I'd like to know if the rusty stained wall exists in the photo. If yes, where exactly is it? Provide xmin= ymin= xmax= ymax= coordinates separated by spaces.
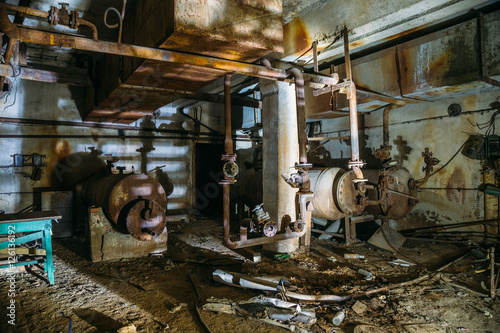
xmin=312 ymin=89 xmax=500 ymax=233
xmin=305 ymin=12 xmax=500 ymax=118
xmin=0 ymin=80 xmax=194 ymax=220
xmin=282 ymin=0 xmax=498 ymax=64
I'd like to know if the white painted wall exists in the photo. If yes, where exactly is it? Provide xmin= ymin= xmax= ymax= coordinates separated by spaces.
xmin=0 ymin=80 xmax=193 ymax=217
xmin=314 ymin=90 xmax=500 ymax=230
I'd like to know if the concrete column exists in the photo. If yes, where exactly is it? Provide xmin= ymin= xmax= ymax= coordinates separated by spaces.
xmin=260 ymin=78 xmax=299 ymax=253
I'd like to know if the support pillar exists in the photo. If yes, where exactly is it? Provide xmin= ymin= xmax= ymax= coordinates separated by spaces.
xmin=260 ymin=78 xmax=299 ymax=253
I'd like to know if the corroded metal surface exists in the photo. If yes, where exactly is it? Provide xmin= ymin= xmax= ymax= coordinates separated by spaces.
xmin=82 ymin=173 xmax=168 ymax=241
xmin=363 ymin=167 xmax=418 ymax=220
xmin=126 ymin=199 xmax=166 ymax=241
xmin=381 ymin=167 xmax=418 ymax=220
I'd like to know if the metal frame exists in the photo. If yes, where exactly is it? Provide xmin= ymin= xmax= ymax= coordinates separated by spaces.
xmin=0 ymin=212 xmax=60 ymax=285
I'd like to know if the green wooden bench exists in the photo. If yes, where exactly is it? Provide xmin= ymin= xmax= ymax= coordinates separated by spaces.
xmin=0 ymin=210 xmax=61 ymax=285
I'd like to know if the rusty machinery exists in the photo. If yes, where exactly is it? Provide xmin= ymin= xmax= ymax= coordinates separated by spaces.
xmin=81 ymin=171 xmax=168 ymax=241
xmin=55 ymin=148 xmax=169 ymax=242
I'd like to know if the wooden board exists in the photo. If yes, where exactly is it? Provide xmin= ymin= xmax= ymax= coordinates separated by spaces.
xmin=0 ymin=210 xmax=61 ymax=224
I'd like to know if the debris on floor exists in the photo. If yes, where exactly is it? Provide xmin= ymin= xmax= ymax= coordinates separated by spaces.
xmin=0 ymin=219 xmax=499 ymax=332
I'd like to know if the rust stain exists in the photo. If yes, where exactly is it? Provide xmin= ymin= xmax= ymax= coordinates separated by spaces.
xmin=383 ymin=26 xmax=424 ymax=42
xmin=446 ymin=168 xmax=466 ymax=204
xmin=349 ymin=40 xmax=364 ymax=49
xmin=283 ymin=17 xmax=311 ymax=57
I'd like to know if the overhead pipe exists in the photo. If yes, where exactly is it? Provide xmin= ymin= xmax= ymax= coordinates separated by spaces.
xmin=2 ymin=3 xmax=48 ymax=19
xmin=0 ymin=7 xmax=339 ymax=89
xmin=3 ymin=3 xmax=98 ymax=41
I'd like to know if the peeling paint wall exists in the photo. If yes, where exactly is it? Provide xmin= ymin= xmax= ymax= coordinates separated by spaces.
xmin=0 ymin=80 xmax=194 ymax=223
xmin=310 ymin=90 xmax=500 ymax=232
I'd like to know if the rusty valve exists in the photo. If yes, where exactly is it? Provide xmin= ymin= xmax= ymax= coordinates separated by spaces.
xmin=282 ymin=170 xmax=308 ymax=189
xmin=409 ymin=148 xmax=440 ymax=189
xmin=242 ymin=204 xmax=278 ymax=238
xmin=422 ymin=148 xmax=440 ymax=172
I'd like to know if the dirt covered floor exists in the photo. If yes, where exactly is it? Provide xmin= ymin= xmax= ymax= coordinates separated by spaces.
xmin=1 ymin=219 xmax=500 ymax=333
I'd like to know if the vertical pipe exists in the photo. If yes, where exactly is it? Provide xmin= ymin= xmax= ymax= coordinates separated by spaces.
xmin=343 ymin=29 xmax=363 ymax=179
xmin=383 ymin=104 xmax=396 ymax=147
xmin=491 ymin=247 xmax=495 ymax=299
xmin=223 ymin=183 xmax=233 ymax=247
xmin=286 ymin=68 xmax=307 ymax=165
xmin=348 ymin=84 xmax=360 ymax=165
xmin=253 ymin=90 xmax=259 ymax=126
xmin=312 ymin=41 xmax=319 ymax=73
xmin=224 ymin=74 xmax=233 ymax=155
xmin=344 ymin=29 xmax=352 ymax=82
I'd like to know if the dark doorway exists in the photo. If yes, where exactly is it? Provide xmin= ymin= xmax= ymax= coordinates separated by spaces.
xmin=195 ymin=143 xmax=225 ymax=217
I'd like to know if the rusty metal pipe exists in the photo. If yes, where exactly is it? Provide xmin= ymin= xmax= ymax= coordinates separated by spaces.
xmin=343 ymin=29 xmax=363 ymax=180
xmin=224 ymin=74 xmax=233 ymax=155
xmin=2 ymin=3 xmax=48 ymax=19
xmin=383 ymin=104 xmax=397 ymax=147
xmin=0 ymin=64 xmax=92 ymax=86
xmin=286 ymin=68 xmax=308 ymax=165
xmin=0 ymin=8 xmax=338 ymax=88
xmin=223 ymin=190 xmax=311 ymax=249
xmin=348 ymin=83 xmax=363 ymax=179
xmin=77 ymin=18 xmax=98 ymax=41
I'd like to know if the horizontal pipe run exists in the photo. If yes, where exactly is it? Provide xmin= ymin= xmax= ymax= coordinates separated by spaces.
xmin=0 ymin=7 xmax=338 ymax=89
xmin=403 ymin=219 xmax=500 ymax=235
xmin=110 ymin=83 xmax=263 ymax=108
xmin=3 ymin=3 xmax=48 ymax=19
xmin=357 ymin=88 xmax=407 ymax=107
xmin=0 ymin=134 xmax=259 ymax=142
xmin=308 ymin=136 xmax=349 ymax=141
xmin=0 ymin=64 xmax=92 ymax=86
xmin=0 ymin=116 xmax=262 ymax=140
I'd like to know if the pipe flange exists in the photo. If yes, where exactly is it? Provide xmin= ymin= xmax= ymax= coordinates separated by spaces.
xmin=223 ymin=161 xmax=239 ymax=178
xmin=290 ymin=220 xmax=304 ymax=233
xmin=262 ymin=221 xmax=278 ymax=237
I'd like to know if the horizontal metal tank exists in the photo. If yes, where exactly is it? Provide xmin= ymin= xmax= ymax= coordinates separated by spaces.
xmin=308 ymin=168 xmax=346 ymax=220
xmin=81 ymin=173 xmax=168 ymax=241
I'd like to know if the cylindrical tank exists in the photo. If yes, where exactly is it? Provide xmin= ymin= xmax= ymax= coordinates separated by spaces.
xmin=309 ymin=168 xmax=346 ymax=220
xmin=362 ymin=166 xmax=418 ymax=220
xmin=82 ymin=173 xmax=168 ymax=241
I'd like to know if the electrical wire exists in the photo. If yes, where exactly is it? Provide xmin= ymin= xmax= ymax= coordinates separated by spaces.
xmin=472 ymin=109 xmax=500 ymax=136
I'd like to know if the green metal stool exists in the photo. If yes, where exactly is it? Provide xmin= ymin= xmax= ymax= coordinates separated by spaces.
xmin=0 ymin=210 xmax=61 ymax=285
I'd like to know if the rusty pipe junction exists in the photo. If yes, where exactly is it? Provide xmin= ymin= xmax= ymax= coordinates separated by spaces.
xmin=221 ymin=73 xmax=312 ymax=250
xmin=0 ymin=5 xmax=338 ymax=89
